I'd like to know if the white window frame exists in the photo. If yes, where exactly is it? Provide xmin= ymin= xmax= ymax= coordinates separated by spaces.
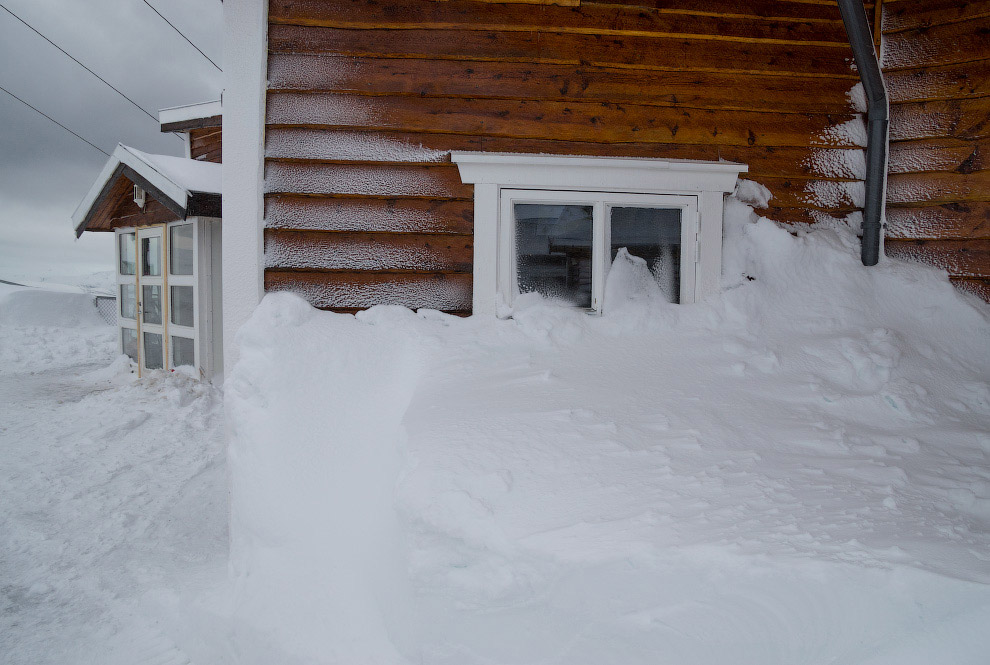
xmin=451 ymin=152 xmax=747 ymax=316
xmin=166 ymin=219 xmax=199 ymax=371
xmin=115 ymin=228 xmax=139 ymax=363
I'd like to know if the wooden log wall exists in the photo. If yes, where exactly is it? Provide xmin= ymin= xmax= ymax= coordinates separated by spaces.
xmin=264 ymin=0 xmax=868 ymax=312
xmin=189 ymin=126 xmax=222 ymax=163
xmin=882 ymin=0 xmax=990 ymax=301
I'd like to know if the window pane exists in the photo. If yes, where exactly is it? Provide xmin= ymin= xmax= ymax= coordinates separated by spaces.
xmin=142 ymin=285 xmax=162 ymax=325
xmin=121 ymin=328 xmax=138 ymax=362
xmin=171 ymin=336 xmax=195 ymax=368
xmin=515 ymin=203 xmax=594 ymax=307
xmin=170 ymin=224 xmax=194 ymax=275
xmin=119 ymin=233 xmax=136 ymax=275
xmin=141 ymin=236 xmax=162 ymax=276
xmin=170 ymin=286 xmax=194 ymax=327
xmin=610 ymin=207 xmax=682 ymax=304
xmin=120 ymin=284 xmax=136 ymax=319
xmin=143 ymin=332 xmax=163 ymax=369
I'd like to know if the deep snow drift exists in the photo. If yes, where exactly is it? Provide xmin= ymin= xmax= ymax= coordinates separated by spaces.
xmin=221 ymin=197 xmax=990 ymax=664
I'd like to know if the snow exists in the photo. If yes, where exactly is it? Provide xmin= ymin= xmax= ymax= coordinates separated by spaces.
xmin=0 ymin=283 xmax=225 ymax=665
xmin=5 ymin=195 xmax=990 ymax=664
xmin=220 ymin=195 xmax=990 ymax=664
xmin=124 ymin=146 xmax=222 ymax=195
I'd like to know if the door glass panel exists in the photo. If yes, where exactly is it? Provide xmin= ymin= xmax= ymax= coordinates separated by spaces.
xmin=610 ymin=207 xmax=682 ymax=304
xmin=143 ymin=332 xmax=163 ymax=370
xmin=515 ymin=203 xmax=594 ymax=307
xmin=119 ymin=233 xmax=136 ymax=275
xmin=120 ymin=284 xmax=136 ymax=320
xmin=171 ymin=336 xmax=195 ymax=368
xmin=170 ymin=224 xmax=194 ymax=275
xmin=142 ymin=285 xmax=162 ymax=324
xmin=141 ymin=236 xmax=162 ymax=276
xmin=170 ymin=286 xmax=194 ymax=327
xmin=121 ymin=328 xmax=138 ymax=362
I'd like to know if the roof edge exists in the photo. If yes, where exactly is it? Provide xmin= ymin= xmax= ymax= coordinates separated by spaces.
xmin=159 ymin=99 xmax=222 ymax=133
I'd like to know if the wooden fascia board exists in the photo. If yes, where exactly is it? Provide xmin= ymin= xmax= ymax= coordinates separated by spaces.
xmin=161 ymin=115 xmax=223 ymax=133
xmin=74 ymin=163 xmax=127 ymax=237
xmin=187 ymin=191 xmax=223 ymax=218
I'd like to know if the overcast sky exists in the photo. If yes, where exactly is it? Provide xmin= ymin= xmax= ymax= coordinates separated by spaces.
xmin=0 ymin=0 xmax=222 ymax=283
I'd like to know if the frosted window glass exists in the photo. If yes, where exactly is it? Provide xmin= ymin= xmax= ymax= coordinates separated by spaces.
xmin=119 ymin=233 xmax=136 ymax=275
xmin=142 ymin=285 xmax=162 ymax=325
xmin=143 ymin=332 xmax=163 ymax=370
xmin=171 ymin=336 xmax=195 ymax=368
xmin=610 ymin=207 xmax=682 ymax=304
xmin=170 ymin=286 xmax=194 ymax=327
xmin=121 ymin=328 xmax=138 ymax=362
xmin=120 ymin=284 xmax=136 ymax=320
xmin=515 ymin=204 xmax=593 ymax=307
xmin=170 ymin=224 xmax=194 ymax=275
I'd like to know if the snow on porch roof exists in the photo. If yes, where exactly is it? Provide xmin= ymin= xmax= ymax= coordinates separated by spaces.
xmin=159 ymin=99 xmax=222 ymax=132
xmin=71 ymin=144 xmax=221 ymax=237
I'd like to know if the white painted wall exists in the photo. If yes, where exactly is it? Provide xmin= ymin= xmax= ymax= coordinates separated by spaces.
xmin=221 ymin=0 xmax=267 ymax=378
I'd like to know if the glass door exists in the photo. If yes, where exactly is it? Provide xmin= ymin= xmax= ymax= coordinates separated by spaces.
xmin=137 ymin=226 xmax=166 ymax=373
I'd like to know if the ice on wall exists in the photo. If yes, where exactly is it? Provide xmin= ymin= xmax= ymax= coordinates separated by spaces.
xmin=816 ymin=117 xmax=868 ymax=148
xmin=804 ymin=148 xmax=866 ymax=180
xmin=266 ymin=275 xmax=472 ymax=311
xmin=264 ymin=162 xmax=462 ymax=198
xmin=804 ymin=180 xmax=866 ymax=209
xmin=889 ymin=103 xmax=955 ymax=142
xmin=887 ymin=175 xmax=965 ymax=205
xmin=266 ymin=92 xmax=379 ymax=127
xmin=266 ymin=128 xmax=447 ymax=163
xmin=847 ymin=82 xmax=868 ymax=113
xmin=265 ymin=198 xmax=464 ymax=234
xmin=265 ymin=233 xmax=463 ymax=272
xmin=886 ymin=207 xmax=956 ymax=239
xmin=268 ymin=53 xmax=369 ymax=91
xmin=888 ymin=141 xmax=973 ymax=174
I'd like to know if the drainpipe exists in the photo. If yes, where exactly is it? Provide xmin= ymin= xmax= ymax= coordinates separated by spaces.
xmin=837 ymin=0 xmax=888 ymax=266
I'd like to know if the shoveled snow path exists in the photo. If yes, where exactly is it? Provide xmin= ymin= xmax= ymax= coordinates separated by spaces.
xmin=0 ymin=322 xmax=225 ymax=665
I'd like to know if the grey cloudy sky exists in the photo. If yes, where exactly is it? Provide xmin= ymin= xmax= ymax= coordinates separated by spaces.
xmin=0 ymin=0 xmax=222 ymax=283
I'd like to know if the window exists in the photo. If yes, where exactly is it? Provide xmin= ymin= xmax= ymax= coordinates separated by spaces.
xmin=502 ymin=191 xmax=695 ymax=310
xmin=452 ymin=153 xmax=747 ymax=315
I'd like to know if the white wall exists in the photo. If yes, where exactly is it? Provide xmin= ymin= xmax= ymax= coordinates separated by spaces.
xmin=221 ymin=0 xmax=267 ymax=378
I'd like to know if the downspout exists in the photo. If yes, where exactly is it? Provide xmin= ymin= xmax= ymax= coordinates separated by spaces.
xmin=837 ymin=0 xmax=888 ymax=266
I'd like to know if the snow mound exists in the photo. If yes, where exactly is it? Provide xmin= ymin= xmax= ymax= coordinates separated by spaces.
xmin=220 ymin=195 xmax=990 ymax=664
xmin=0 ymin=287 xmax=107 ymax=328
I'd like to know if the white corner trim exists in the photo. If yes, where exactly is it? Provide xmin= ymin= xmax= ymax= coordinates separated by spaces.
xmin=159 ymin=99 xmax=222 ymax=128
xmin=221 ymin=0 xmax=267 ymax=377
xmin=451 ymin=152 xmax=747 ymax=194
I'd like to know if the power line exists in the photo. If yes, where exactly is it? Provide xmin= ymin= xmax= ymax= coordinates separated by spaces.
xmin=141 ymin=0 xmax=222 ymax=72
xmin=0 ymin=84 xmax=110 ymax=157
xmin=0 ymin=2 xmax=179 ymax=140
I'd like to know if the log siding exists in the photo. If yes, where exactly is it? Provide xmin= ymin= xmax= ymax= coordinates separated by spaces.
xmin=264 ymin=0 xmax=867 ymax=312
xmin=882 ymin=0 xmax=990 ymax=300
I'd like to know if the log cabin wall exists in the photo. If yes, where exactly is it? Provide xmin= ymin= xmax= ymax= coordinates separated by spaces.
xmin=189 ymin=126 xmax=222 ymax=163
xmin=264 ymin=0 xmax=872 ymax=313
xmin=881 ymin=0 xmax=990 ymax=301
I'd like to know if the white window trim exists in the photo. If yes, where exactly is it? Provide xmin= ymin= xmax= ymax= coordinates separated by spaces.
xmin=451 ymin=152 xmax=747 ymax=316
xmin=166 ymin=219 xmax=199 ymax=372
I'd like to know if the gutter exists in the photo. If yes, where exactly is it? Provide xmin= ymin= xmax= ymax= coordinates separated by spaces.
xmin=837 ymin=0 xmax=888 ymax=266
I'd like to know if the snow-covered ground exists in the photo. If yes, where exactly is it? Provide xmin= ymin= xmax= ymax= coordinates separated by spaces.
xmin=3 ymin=193 xmax=990 ymax=664
xmin=0 ymin=282 xmax=225 ymax=665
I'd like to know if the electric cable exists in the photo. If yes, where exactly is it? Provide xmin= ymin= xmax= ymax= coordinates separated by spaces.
xmin=140 ymin=0 xmax=222 ymax=72
xmin=0 ymin=2 xmax=180 ymax=141
xmin=0 ymin=83 xmax=110 ymax=157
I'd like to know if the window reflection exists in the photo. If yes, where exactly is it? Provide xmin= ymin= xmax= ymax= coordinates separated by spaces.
xmin=609 ymin=207 xmax=682 ymax=303
xmin=515 ymin=204 xmax=594 ymax=307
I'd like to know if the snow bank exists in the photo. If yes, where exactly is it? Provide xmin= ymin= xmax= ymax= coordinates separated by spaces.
xmin=0 ymin=285 xmax=114 ymax=373
xmin=222 ymin=195 xmax=990 ymax=664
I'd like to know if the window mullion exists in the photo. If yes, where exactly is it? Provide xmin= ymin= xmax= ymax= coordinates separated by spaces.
xmin=592 ymin=200 xmax=607 ymax=312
